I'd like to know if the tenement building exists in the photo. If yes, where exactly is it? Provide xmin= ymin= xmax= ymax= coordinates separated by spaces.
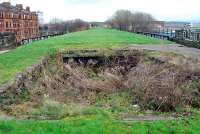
xmin=0 ymin=2 xmax=39 ymax=43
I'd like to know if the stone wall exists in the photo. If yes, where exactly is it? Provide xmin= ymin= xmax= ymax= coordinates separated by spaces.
xmin=0 ymin=58 xmax=49 ymax=106
xmin=0 ymin=32 xmax=15 ymax=49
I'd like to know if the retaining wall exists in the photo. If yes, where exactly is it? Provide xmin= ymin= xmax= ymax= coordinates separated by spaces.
xmin=0 ymin=32 xmax=16 ymax=49
xmin=0 ymin=58 xmax=49 ymax=106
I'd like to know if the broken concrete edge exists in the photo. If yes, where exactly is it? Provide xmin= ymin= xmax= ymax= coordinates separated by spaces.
xmin=0 ymin=49 xmax=111 ymax=95
xmin=0 ymin=57 xmax=49 ymax=97
xmin=60 ymin=48 xmax=145 ymax=59
xmin=120 ymin=112 xmax=192 ymax=122
xmin=0 ymin=49 xmax=116 ymax=93
xmin=0 ymin=49 xmax=169 ymax=106
xmin=0 ymin=48 xmax=164 ymax=90
xmin=0 ymin=49 xmax=168 ymax=91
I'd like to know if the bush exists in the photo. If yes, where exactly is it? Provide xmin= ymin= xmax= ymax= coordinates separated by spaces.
xmin=181 ymin=80 xmax=200 ymax=108
xmin=31 ymin=95 xmax=67 ymax=117
xmin=126 ymin=63 xmax=200 ymax=112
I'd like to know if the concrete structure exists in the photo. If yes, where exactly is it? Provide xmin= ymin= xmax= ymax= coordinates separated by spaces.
xmin=164 ymin=21 xmax=190 ymax=32
xmin=149 ymin=21 xmax=190 ymax=32
xmin=0 ymin=2 xmax=39 ymax=43
xmin=0 ymin=32 xmax=15 ymax=48
xmin=175 ymin=26 xmax=200 ymax=42
xmin=191 ymin=23 xmax=200 ymax=28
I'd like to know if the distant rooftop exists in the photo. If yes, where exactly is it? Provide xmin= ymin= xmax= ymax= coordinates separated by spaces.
xmin=0 ymin=2 xmax=36 ymax=14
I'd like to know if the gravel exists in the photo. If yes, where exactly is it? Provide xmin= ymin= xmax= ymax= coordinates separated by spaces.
xmin=130 ymin=44 xmax=200 ymax=60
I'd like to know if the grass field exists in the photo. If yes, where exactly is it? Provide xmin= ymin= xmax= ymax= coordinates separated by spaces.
xmin=3 ymin=28 xmax=196 ymax=134
xmin=0 ymin=111 xmax=200 ymax=134
xmin=0 ymin=28 xmax=170 ymax=85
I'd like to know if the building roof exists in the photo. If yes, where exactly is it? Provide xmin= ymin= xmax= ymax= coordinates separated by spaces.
xmin=0 ymin=2 xmax=36 ymax=14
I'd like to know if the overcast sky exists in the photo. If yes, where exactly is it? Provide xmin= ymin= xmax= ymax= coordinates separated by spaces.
xmin=5 ymin=0 xmax=200 ymax=23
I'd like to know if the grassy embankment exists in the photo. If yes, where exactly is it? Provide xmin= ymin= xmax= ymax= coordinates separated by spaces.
xmin=0 ymin=110 xmax=199 ymax=134
xmin=1 ymin=28 xmax=196 ymax=134
xmin=0 ymin=28 xmax=170 ymax=85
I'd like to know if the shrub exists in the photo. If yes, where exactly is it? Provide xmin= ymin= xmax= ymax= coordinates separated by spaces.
xmin=30 ymin=95 xmax=94 ymax=119
xmin=181 ymin=80 xmax=200 ymax=108
xmin=126 ymin=63 xmax=200 ymax=112
xmin=31 ymin=95 xmax=67 ymax=118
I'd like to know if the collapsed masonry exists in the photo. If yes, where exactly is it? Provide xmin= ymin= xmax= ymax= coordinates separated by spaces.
xmin=0 ymin=49 xmax=200 ymax=112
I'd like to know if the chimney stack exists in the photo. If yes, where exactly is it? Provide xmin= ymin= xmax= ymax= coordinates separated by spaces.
xmin=2 ymin=2 xmax=11 ymax=7
xmin=26 ymin=6 xmax=30 ymax=12
xmin=16 ymin=4 xmax=23 ymax=10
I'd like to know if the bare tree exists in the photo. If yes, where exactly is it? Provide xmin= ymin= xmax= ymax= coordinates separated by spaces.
xmin=109 ymin=10 xmax=132 ymax=31
xmin=107 ymin=10 xmax=155 ymax=32
xmin=66 ymin=19 xmax=89 ymax=32
xmin=40 ymin=18 xmax=89 ymax=35
xmin=47 ymin=18 xmax=66 ymax=34
xmin=131 ymin=12 xmax=155 ymax=32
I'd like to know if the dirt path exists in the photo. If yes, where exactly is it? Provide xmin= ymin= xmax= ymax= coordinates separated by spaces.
xmin=130 ymin=44 xmax=200 ymax=60
xmin=0 ymin=50 xmax=10 ymax=55
xmin=122 ymin=115 xmax=176 ymax=122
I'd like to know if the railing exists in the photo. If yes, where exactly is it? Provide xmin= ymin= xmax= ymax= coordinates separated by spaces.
xmin=136 ymin=31 xmax=200 ymax=49
xmin=136 ymin=32 xmax=175 ymax=40
xmin=20 ymin=32 xmax=66 ymax=45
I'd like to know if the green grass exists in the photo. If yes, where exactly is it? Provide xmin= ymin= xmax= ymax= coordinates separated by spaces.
xmin=0 ymin=28 xmax=171 ymax=85
xmin=2 ymin=91 xmax=199 ymax=134
xmin=0 ymin=28 xmax=198 ymax=134
xmin=0 ymin=111 xmax=199 ymax=134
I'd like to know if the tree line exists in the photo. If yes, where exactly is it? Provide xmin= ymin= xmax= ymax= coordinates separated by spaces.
xmin=39 ymin=18 xmax=89 ymax=35
xmin=39 ymin=10 xmax=156 ymax=35
xmin=107 ymin=10 xmax=155 ymax=32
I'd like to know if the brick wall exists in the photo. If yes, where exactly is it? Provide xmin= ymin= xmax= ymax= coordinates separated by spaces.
xmin=0 ymin=2 xmax=39 ymax=43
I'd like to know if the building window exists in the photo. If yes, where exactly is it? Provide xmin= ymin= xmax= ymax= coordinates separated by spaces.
xmin=0 ymin=12 xmax=3 ymax=18
xmin=6 ymin=22 xmax=8 ymax=28
xmin=197 ymin=34 xmax=200 ymax=41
